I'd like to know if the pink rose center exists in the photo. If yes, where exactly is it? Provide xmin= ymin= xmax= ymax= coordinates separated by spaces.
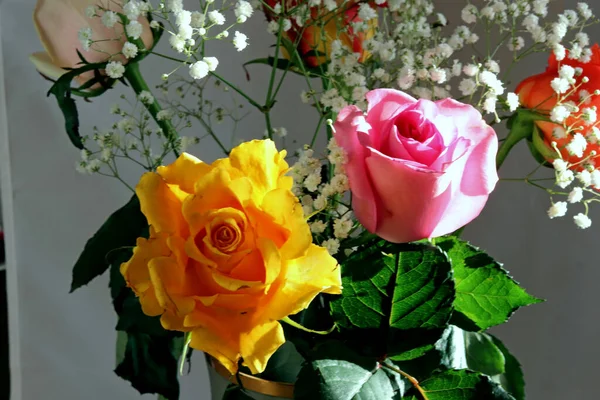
xmin=383 ymin=109 xmax=444 ymax=166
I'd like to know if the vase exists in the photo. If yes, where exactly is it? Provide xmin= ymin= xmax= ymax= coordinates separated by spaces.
xmin=207 ymin=356 xmax=294 ymax=399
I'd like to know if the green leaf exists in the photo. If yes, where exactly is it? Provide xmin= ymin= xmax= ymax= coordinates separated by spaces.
xmin=489 ymin=336 xmax=525 ymax=400
xmin=436 ymin=237 xmax=542 ymax=331
xmin=406 ymin=369 xmax=514 ymax=400
xmin=114 ymin=331 xmax=181 ymax=400
xmin=526 ymin=125 xmax=553 ymax=167
xmin=464 ymin=332 xmax=505 ymax=376
xmin=330 ymin=242 xmax=454 ymax=360
xmin=259 ymin=341 xmax=304 ymax=384
xmin=435 ymin=326 xmax=525 ymax=400
xmin=294 ymin=342 xmax=403 ymax=400
xmin=70 ymin=195 xmax=147 ymax=292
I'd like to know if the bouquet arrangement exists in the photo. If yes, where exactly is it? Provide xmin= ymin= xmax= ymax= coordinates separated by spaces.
xmin=30 ymin=0 xmax=599 ymax=399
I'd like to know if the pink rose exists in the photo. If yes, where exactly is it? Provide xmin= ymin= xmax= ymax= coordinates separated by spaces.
xmin=334 ymin=89 xmax=498 ymax=243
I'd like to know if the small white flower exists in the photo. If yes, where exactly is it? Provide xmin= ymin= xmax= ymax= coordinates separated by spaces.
xmin=310 ymin=221 xmax=327 ymax=234
xmin=138 ymin=91 xmax=154 ymax=104
xmin=577 ymin=170 xmax=592 ymax=186
xmin=208 ymin=10 xmax=226 ymax=25
xmin=333 ymin=218 xmax=353 ymax=239
xmin=483 ymin=95 xmax=497 ymax=114
xmin=122 ymin=42 xmax=138 ymax=59
xmin=581 ymin=107 xmax=597 ymax=124
xmin=157 ymin=110 xmax=174 ymax=122
xmin=358 ymin=3 xmax=377 ymax=21
xmin=126 ymin=21 xmax=143 ymax=39
xmin=573 ymin=213 xmax=592 ymax=228
xmin=507 ymin=36 xmax=525 ymax=51
xmin=556 ymin=169 xmax=575 ymax=188
xmin=429 ymin=67 xmax=447 ymax=84
xmin=461 ymin=4 xmax=477 ymax=24
xmin=235 ymin=0 xmax=254 ymax=23
xmin=101 ymin=11 xmax=118 ymax=28
xmin=106 ymin=61 xmax=125 ymax=79
xmin=123 ymin=1 xmax=141 ymax=20
xmin=568 ymin=187 xmax=584 ymax=203
xmin=463 ymin=64 xmax=479 ymax=77
xmin=322 ymin=238 xmax=340 ymax=255
xmin=189 ymin=60 xmax=210 ymax=80
xmin=233 ymin=31 xmax=248 ymax=51
xmin=554 ymin=44 xmax=566 ymax=61
xmin=191 ymin=11 xmax=205 ymax=28
xmin=85 ymin=5 xmax=96 ymax=18
xmin=459 ymin=79 xmax=477 ymax=96
xmin=553 ymin=159 xmax=569 ymax=172
xmin=552 ymin=126 xmax=567 ymax=139
xmin=169 ymin=34 xmax=186 ymax=52
xmin=281 ymin=19 xmax=292 ymax=32
xmin=78 ymin=27 xmax=93 ymax=51
xmin=591 ymin=169 xmax=600 ymax=188
xmin=506 ymin=92 xmax=519 ymax=112
xmin=203 ymin=57 xmax=219 ymax=72
xmin=551 ymin=78 xmax=570 ymax=94
xmin=547 ymin=201 xmax=568 ymax=219
xmin=300 ymin=91 xmax=312 ymax=104
xmin=550 ymin=105 xmax=570 ymax=123
xmin=566 ymin=133 xmax=588 ymax=157
xmin=577 ymin=2 xmax=593 ymax=19
xmin=117 ymin=117 xmax=136 ymax=132
xmin=167 ymin=0 xmax=184 ymax=12
xmin=150 ymin=20 xmax=160 ymax=29
xmin=304 ymin=171 xmax=322 ymax=192
xmin=175 ymin=10 xmax=192 ymax=27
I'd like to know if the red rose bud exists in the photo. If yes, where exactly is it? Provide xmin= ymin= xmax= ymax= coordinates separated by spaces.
xmin=515 ymin=44 xmax=600 ymax=171
xmin=263 ymin=0 xmax=375 ymax=68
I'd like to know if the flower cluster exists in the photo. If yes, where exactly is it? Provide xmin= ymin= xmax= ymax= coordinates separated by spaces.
xmin=289 ymin=138 xmax=351 ymax=255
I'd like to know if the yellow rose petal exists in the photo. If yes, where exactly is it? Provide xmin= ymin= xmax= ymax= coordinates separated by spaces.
xmin=240 ymin=321 xmax=286 ymax=374
xmin=136 ymin=172 xmax=187 ymax=236
xmin=266 ymin=244 xmax=342 ymax=321
xmin=157 ymin=152 xmax=211 ymax=194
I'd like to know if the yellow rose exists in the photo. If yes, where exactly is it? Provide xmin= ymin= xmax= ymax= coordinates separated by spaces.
xmin=121 ymin=140 xmax=342 ymax=374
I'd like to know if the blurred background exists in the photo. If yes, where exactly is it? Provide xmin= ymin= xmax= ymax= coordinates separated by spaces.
xmin=1 ymin=0 xmax=598 ymax=399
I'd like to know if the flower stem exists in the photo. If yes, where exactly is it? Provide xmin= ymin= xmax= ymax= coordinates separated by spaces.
xmin=123 ymin=62 xmax=180 ymax=158
xmin=379 ymin=362 xmax=429 ymax=400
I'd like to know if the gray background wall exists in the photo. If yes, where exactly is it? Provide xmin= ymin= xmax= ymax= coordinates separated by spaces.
xmin=1 ymin=0 xmax=598 ymax=399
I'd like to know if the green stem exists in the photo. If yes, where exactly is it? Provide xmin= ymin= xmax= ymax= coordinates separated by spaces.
xmin=209 ymin=71 xmax=263 ymax=110
xmin=264 ymin=18 xmax=285 ymax=139
xmin=123 ymin=62 xmax=180 ymax=158
xmin=380 ymin=362 xmax=429 ymax=400
xmin=281 ymin=316 xmax=336 ymax=335
xmin=178 ymin=333 xmax=192 ymax=376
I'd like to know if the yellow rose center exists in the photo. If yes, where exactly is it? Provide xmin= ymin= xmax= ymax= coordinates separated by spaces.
xmin=211 ymin=220 xmax=242 ymax=253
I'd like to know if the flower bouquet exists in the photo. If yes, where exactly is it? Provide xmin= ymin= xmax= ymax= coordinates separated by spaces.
xmin=30 ymin=0 xmax=599 ymax=399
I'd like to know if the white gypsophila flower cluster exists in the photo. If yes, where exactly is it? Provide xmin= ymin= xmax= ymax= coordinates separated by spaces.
xmin=312 ymin=0 xmax=598 ymax=118
xmin=76 ymin=99 xmax=199 ymax=176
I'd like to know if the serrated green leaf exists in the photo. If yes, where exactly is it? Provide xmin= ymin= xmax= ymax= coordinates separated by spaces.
xmin=294 ymin=343 xmax=402 ymax=400
xmin=330 ymin=242 xmax=454 ymax=361
xmin=331 ymin=242 xmax=454 ymax=331
xmin=407 ymin=369 xmax=514 ymax=400
xmin=436 ymin=237 xmax=542 ymax=331
xmin=70 ymin=195 xmax=147 ymax=292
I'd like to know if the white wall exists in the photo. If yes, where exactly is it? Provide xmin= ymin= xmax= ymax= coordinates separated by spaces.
xmin=2 ymin=0 xmax=599 ymax=399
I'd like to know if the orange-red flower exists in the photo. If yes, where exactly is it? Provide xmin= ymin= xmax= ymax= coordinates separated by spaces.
xmin=516 ymin=44 xmax=600 ymax=168
xmin=263 ymin=0 xmax=375 ymax=67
